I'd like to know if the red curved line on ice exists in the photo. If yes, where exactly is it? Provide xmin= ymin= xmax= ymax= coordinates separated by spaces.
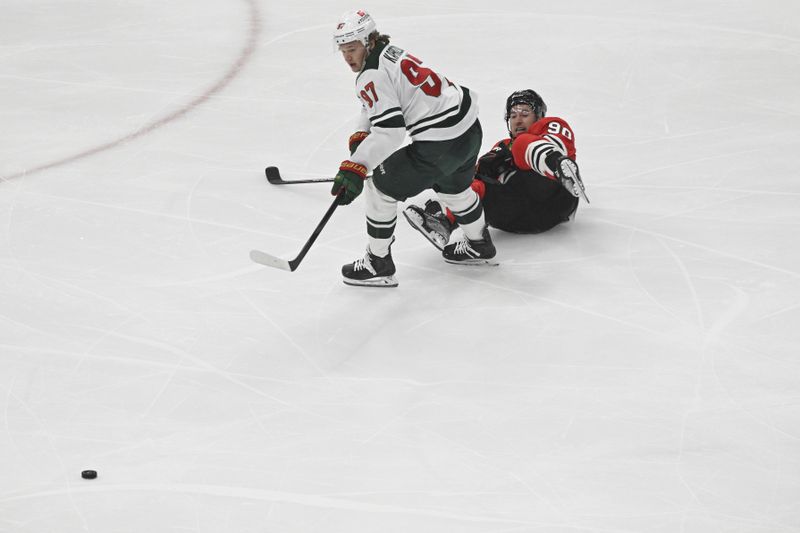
xmin=1 ymin=0 xmax=261 ymax=183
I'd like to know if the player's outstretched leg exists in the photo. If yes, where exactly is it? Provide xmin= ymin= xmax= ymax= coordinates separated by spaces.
xmin=342 ymin=237 xmax=398 ymax=287
xmin=403 ymin=199 xmax=456 ymax=251
xmin=442 ymin=225 xmax=496 ymax=265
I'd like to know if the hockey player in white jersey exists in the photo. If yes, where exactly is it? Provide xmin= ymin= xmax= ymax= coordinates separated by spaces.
xmin=330 ymin=10 xmax=494 ymax=287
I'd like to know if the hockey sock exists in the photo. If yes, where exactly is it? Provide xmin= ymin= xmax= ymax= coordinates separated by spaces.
xmin=368 ymin=237 xmax=393 ymax=257
xmin=364 ymin=179 xmax=398 ymax=253
xmin=446 ymin=180 xmax=486 ymax=225
xmin=460 ymin=214 xmax=489 ymax=241
xmin=438 ymin=188 xmax=483 ymax=228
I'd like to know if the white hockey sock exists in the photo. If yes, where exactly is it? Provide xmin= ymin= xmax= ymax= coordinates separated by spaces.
xmin=459 ymin=216 xmax=488 ymax=241
xmin=368 ymin=237 xmax=393 ymax=257
xmin=365 ymin=179 xmax=397 ymax=257
xmin=437 ymin=188 xmax=487 ymax=241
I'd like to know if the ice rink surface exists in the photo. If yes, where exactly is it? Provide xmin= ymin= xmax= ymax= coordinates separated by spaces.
xmin=2 ymin=0 xmax=799 ymax=531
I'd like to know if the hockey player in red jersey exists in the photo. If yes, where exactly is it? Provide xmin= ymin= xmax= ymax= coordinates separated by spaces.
xmin=330 ymin=10 xmax=494 ymax=288
xmin=404 ymin=89 xmax=587 ymax=248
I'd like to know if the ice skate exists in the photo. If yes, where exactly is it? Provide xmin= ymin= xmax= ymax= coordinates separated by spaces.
xmin=403 ymin=199 xmax=456 ymax=251
xmin=555 ymin=157 xmax=589 ymax=203
xmin=442 ymin=226 xmax=497 ymax=265
xmin=342 ymin=238 xmax=398 ymax=287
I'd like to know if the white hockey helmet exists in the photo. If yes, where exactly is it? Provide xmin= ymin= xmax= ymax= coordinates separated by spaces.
xmin=333 ymin=10 xmax=377 ymax=48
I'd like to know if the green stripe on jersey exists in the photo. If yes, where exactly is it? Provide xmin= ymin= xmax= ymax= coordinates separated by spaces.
xmin=374 ymin=115 xmax=406 ymax=129
xmin=409 ymin=88 xmax=473 ymax=136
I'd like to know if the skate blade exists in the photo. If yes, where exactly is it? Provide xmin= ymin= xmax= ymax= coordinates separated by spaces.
xmin=444 ymin=258 xmax=499 ymax=266
xmin=402 ymin=210 xmax=446 ymax=251
xmin=343 ymin=275 xmax=399 ymax=287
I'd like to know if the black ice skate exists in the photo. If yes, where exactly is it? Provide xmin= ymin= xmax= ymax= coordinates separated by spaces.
xmin=403 ymin=199 xmax=456 ymax=251
xmin=442 ymin=226 xmax=497 ymax=265
xmin=342 ymin=239 xmax=398 ymax=287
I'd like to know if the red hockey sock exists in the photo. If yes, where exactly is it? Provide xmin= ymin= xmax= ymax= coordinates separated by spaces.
xmin=470 ymin=179 xmax=486 ymax=198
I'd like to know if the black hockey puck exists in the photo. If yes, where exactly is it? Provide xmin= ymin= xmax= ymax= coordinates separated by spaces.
xmin=81 ymin=470 xmax=97 ymax=480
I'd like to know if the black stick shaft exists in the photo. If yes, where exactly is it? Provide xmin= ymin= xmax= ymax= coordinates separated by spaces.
xmin=266 ymin=166 xmax=334 ymax=185
xmin=287 ymin=194 xmax=341 ymax=271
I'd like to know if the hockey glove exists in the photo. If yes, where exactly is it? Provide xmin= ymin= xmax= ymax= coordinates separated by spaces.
xmin=331 ymin=160 xmax=368 ymax=205
xmin=476 ymin=143 xmax=516 ymax=184
xmin=348 ymin=131 xmax=369 ymax=155
xmin=547 ymin=153 xmax=589 ymax=202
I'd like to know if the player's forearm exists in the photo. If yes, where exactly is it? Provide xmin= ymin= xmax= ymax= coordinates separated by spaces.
xmin=511 ymin=134 xmax=563 ymax=178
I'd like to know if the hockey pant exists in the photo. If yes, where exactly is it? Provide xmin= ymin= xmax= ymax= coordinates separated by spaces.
xmin=475 ymin=172 xmax=579 ymax=234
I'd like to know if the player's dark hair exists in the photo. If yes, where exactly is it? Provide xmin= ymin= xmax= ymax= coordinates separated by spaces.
xmin=369 ymin=31 xmax=391 ymax=47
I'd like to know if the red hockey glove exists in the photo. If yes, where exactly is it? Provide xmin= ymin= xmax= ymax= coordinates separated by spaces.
xmin=331 ymin=160 xmax=368 ymax=205
xmin=348 ymin=131 xmax=369 ymax=155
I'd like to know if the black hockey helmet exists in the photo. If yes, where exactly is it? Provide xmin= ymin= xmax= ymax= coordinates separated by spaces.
xmin=504 ymin=89 xmax=547 ymax=122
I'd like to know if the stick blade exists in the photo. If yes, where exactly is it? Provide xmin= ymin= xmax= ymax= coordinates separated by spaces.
xmin=265 ymin=166 xmax=284 ymax=184
xmin=249 ymin=249 xmax=294 ymax=271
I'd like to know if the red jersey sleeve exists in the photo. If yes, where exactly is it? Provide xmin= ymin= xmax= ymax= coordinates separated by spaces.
xmin=510 ymin=117 xmax=576 ymax=179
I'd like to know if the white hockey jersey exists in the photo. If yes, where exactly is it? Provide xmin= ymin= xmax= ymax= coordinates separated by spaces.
xmin=349 ymin=43 xmax=479 ymax=173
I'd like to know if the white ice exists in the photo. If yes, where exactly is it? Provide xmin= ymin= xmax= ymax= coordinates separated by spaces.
xmin=1 ymin=1 xmax=799 ymax=532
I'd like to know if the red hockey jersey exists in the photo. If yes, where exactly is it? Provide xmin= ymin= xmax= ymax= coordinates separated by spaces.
xmin=506 ymin=117 xmax=577 ymax=180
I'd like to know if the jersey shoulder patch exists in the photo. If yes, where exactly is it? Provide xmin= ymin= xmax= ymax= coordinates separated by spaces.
xmin=382 ymin=45 xmax=404 ymax=63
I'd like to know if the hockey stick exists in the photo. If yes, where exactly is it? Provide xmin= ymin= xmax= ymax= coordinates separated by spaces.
xmin=250 ymin=193 xmax=341 ymax=272
xmin=265 ymin=166 xmax=334 ymax=185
